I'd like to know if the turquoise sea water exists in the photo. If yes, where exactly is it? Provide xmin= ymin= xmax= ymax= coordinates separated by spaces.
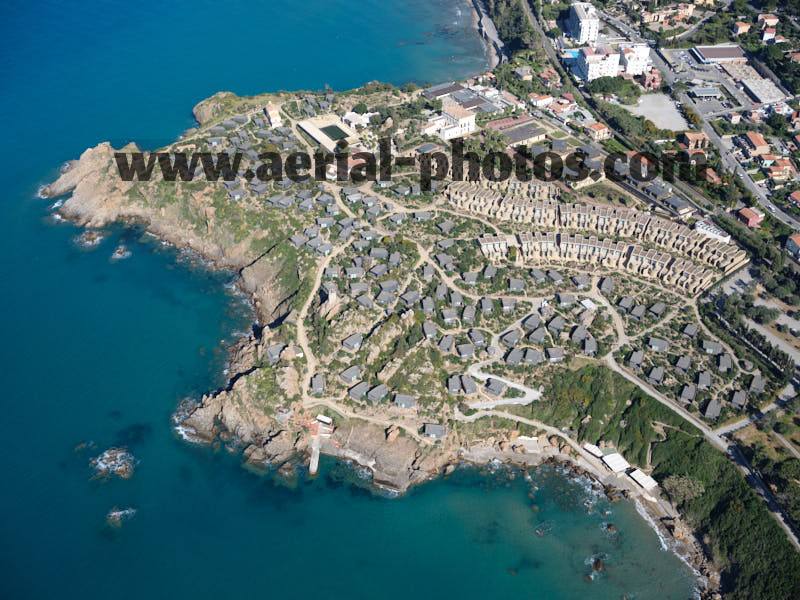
xmin=0 ymin=1 xmax=695 ymax=598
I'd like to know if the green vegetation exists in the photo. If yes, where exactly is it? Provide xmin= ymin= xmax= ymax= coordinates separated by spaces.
xmin=516 ymin=365 xmax=800 ymax=599
xmin=486 ymin=0 xmax=537 ymax=54
xmin=594 ymin=101 xmax=671 ymax=148
xmin=586 ymin=77 xmax=641 ymax=105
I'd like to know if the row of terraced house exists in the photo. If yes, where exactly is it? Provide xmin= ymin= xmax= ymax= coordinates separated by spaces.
xmin=478 ymin=232 xmax=722 ymax=295
xmin=449 ymin=182 xmax=748 ymax=283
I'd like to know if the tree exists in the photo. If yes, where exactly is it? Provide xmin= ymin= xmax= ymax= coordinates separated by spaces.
xmin=663 ymin=475 xmax=706 ymax=506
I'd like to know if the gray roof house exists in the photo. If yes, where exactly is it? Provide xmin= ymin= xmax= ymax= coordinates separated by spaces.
xmin=648 ymin=366 xmax=665 ymax=384
xmin=522 ymin=314 xmax=542 ymax=331
xmin=356 ymin=294 xmax=374 ymax=309
xmin=460 ymin=375 xmax=478 ymax=395
xmin=548 ymin=316 xmax=566 ymax=333
xmin=441 ymin=308 xmax=458 ymax=325
xmin=572 ymin=274 xmax=590 ymax=290
xmin=524 ymin=348 xmax=544 ymax=364
xmin=618 ymin=296 xmax=635 ymax=311
xmin=697 ymin=370 xmax=712 ymax=389
xmin=630 ymin=305 xmax=646 ymax=321
xmin=501 ymin=298 xmax=517 ymax=312
xmin=704 ymin=399 xmax=721 ymax=420
xmin=462 ymin=305 xmax=476 ymax=324
xmin=599 ymin=277 xmax=615 ymax=294
xmin=456 ymin=343 xmax=475 ymax=358
xmin=468 ymin=329 xmax=486 ymax=346
xmin=680 ymin=384 xmax=696 ymax=403
xmin=530 ymin=269 xmax=547 ymax=284
xmin=702 ymin=340 xmax=723 ymax=355
xmin=505 ymin=348 xmax=523 ymax=366
xmin=547 ymin=347 xmax=565 ymax=363
xmin=648 ymin=337 xmax=669 ymax=352
xmin=462 ymin=272 xmax=479 ymax=286
xmin=311 ymin=373 xmax=326 ymax=395
xmin=718 ymin=353 xmax=733 ymax=373
xmin=342 ymin=333 xmax=364 ymax=352
xmin=501 ymin=329 xmax=522 ymax=347
xmin=557 ymin=293 xmax=575 ymax=307
xmin=447 ymin=375 xmax=461 ymax=395
xmin=367 ymin=384 xmax=389 ymax=403
xmin=571 ymin=325 xmax=589 ymax=343
xmin=508 ymin=278 xmax=525 ymax=292
xmin=485 ymin=378 xmax=507 ymax=397
xmin=348 ymin=381 xmax=370 ymax=401
xmin=731 ymin=390 xmax=747 ymax=409
xmin=438 ymin=334 xmax=455 ymax=353
xmin=423 ymin=320 xmax=438 ymax=339
xmin=629 ymin=350 xmax=644 ymax=370
xmin=675 ymin=355 xmax=692 ymax=372
xmin=649 ymin=302 xmax=667 ymax=317
xmin=683 ymin=324 xmax=698 ymax=338
xmin=547 ymin=270 xmax=564 ymax=284
xmin=422 ymin=423 xmax=446 ymax=439
xmin=394 ymin=394 xmax=417 ymax=409
xmin=340 ymin=365 xmax=362 ymax=384
xmin=583 ymin=336 xmax=597 ymax=356
xmin=528 ymin=327 xmax=548 ymax=344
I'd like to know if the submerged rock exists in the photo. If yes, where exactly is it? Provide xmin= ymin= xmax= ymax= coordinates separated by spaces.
xmin=75 ymin=229 xmax=105 ymax=249
xmin=91 ymin=447 xmax=135 ymax=479
xmin=105 ymin=506 xmax=136 ymax=528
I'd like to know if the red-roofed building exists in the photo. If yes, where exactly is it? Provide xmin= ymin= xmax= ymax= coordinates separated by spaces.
xmin=733 ymin=22 xmax=751 ymax=36
xmin=789 ymin=190 xmax=800 ymax=207
xmin=742 ymin=131 xmax=770 ymax=156
xmin=767 ymin=158 xmax=797 ymax=184
xmin=758 ymin=14 xmax=779 ymax=28
xmin=737 ymin=206 xmax=764 ymax=228
xmin=485 ymin=114 xmax=536 ymax=132
xmin=703 ymin=168 xmax=722 ymax=185
xmin=528 ymin=93 xmax=554 ymax=108
xmin=762 ymin=28 xmax=776 ymax=42
xmin=585 ymin=122 xmax=611 ymax=141
xmin=680 ymin=131 xmax=710 ymax=151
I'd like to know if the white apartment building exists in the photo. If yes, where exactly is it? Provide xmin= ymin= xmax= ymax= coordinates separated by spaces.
xmin=424 ymin=98 xmax=477 ymax=141
xmin=567 ymin=2 xmax=600 ymax=45
xmin=619 ymin=43 xmax=651 ymax=76
xmin=574 ymin=46 xmax=620 ymax=81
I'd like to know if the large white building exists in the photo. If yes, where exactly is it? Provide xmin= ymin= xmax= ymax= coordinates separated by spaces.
xmin=567 ymin=2 xmax=600 ymax=45
xmin=424 ymin=98 xmax=477 ymax=141
xmin=619 ymin=43 xmax=651 ymax=76
xmin=574 ymin=46 xmax=620 ymax=81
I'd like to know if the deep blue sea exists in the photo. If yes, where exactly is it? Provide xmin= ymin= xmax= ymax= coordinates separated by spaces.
xmin=0 ymin=1 xmax=695 ymax=598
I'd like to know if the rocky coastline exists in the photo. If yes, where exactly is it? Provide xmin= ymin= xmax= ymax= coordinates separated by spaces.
xmin=40 ymin=92 xmax=717 ymax=598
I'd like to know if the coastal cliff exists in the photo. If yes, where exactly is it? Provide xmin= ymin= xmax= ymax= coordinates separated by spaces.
xmin=41 ymin=142 xmax=299 ymax=326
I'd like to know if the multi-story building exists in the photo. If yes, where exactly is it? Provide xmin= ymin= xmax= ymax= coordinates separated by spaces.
xmin=574 ymin=46 xmax=620 ymax=81
xmin=566 ymin=2 xmax=600 ymax=45
xmin=619 ymin=43 xmax=652 ymax=76
xmin=423 ymin=98 xmax=477 ymax=141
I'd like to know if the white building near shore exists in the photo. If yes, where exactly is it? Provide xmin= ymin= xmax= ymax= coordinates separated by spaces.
xmin=424 ymin=98 xmax=477 ymax=141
